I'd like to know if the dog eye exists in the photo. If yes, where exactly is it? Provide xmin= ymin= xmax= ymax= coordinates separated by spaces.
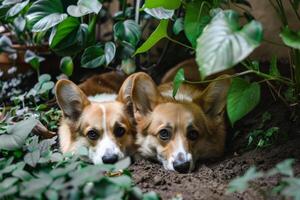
xmin=114 ymin=126 xmax=126 ymax=138
xmin=159 ymin=129 xmax=171 ymax=141
xmin=87 ymin=130 xmax=99 ymax=140
xmin=187 ymin=130 xmax=199 ymax=141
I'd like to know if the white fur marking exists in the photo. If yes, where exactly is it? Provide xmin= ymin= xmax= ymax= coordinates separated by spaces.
xmin=88 ymin=93 xmax=117 ymax=103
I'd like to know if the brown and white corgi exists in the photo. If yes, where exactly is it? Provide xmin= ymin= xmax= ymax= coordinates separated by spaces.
xmin=55 ymin=71 xmax=136 ymax=164
xmin=121 ymin=72 xmax=231 ymax=173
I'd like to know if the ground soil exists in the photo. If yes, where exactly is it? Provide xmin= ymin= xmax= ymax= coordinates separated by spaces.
xmin=129 ymin=87 xmax=300 ymax=200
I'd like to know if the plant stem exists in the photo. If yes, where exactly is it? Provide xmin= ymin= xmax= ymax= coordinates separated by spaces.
xmin=288 ymin=0 xmax=300 ymax=22
xmin=166 ymin=36 xmax=194 ymax=50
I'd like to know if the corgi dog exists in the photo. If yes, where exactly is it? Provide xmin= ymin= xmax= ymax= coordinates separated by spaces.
xmin=55 ymin=71 xmax=136 ymax=164
xmin=121 ymin=71 xmax=231 ymax=173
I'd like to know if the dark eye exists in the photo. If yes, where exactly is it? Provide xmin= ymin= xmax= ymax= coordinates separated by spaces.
xmin=159 ymin=129 xmax=171 ymax=141
xmin=114 ymin=126 xmax=126 ymax=137
xmin=87 ymin=130 xmax=99 ymax=140
xmin=187 ymin=130 xmax=199 ymax=141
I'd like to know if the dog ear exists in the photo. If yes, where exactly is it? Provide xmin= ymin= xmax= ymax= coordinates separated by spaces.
xmin=55 ymin=79 xmax=90 ymax=121
xmin=118 ymin=72 xmax=162 ymax=119
xmin=195 ymin=75 xmax=231 ymax=117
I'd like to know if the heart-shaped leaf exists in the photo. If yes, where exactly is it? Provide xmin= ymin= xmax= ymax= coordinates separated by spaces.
xmin=27 ymin=0 xmax=66 ymax=32
xmin=184 ymin=0 xmax=211 ymax=47
xmin=104 ymin=42 xmax=116 ymax=65
xmin=24 ymin=50 xmax=45 ymax=70
xmin=144 ymin=7 xmax=174 ymax=19
xmin=67 ymin=0 xmax=102 ymax=17
xmin=114 ymin=20 xmax=141 ymax=47
xmin=81 ymin=44 xmax=105 ymax=68
xmin=135 ymin=19 xmax=168 ymax=55
xmin=196 ymin=10 xmax=263 ymax=79
xmin=280 ymin=27 xmax=300 ymax=49
xmin=6 ymin=0 xmax=29 ymax=17
xmin=60 ymin=56 xmax=73 ymax=76
xmin=227 ymin=78 xmax=260 ymax=125
xmin=0 ymin=117 xmax=38 ymax=151
xmin=49 ymin=17 xmax=88 ymax=56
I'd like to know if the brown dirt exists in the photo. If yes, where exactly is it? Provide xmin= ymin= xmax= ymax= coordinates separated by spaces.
xmin=129 ymin=89 xmax=300 ymax=200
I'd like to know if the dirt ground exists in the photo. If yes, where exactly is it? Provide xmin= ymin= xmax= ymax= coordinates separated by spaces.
xmin=129 ymin=89 xmax=300 ymax=200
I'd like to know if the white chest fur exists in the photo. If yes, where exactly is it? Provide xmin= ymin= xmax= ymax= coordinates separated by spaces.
xmin=88 ymin=93 xmax=118 ymax=103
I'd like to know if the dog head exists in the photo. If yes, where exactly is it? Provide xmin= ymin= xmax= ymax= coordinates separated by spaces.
xmin=55 ymin=79 xmax=135 ymax=164
xmin=123 ymin=72 xmax=230 ymax=173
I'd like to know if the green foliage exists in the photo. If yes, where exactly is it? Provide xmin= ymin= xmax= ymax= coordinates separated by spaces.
xmin=280 ymin=27 xmax=300 ymax=50
xmin=172 ymin=68 xmax=185 ymax=98
xmin=114 ymin=20 xmax=141 ymax=48
xmin=173 ymin=17 xmax=183 ymax=35
xmin=135 ymin=19 xmax=168 ymax=55
xmin=26 ymin=0 xmax=67 ymax=32
xmin=6 ymin=0 xmax=29 ymax=17
xmin=227 ymin=77 xmax=261 ymax=126
xmin=196 ymin=9 xmax=263 ymax=79
xmin=81 ymin=44 xmax=106 ymax=68
xmin=184 ymin=0 xmax=211 ymax=48
xmin=227 ymin=159 xmax=300 ymax=200
xmin=67 ymin=0 xmax=102 ymax=17
xmin=59 ymin=56 xmax=73 ymax=77
xmin=143 ymin=0 xmax=181 ymax=9
xmin=24 ymin=50 xmax=45 ymax=70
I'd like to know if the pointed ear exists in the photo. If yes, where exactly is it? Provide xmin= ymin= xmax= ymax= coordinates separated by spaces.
xmin=55 ymin=79 xmax=90 ymax=121
xmin=118 ymin=72 xmax=162 ymax=118
xmin=195 ymin=75 xmax=231 ymax=117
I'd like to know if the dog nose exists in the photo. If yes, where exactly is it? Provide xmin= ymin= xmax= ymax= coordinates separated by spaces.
xmin=173 ymin=160 xmax=191 ymax=173
xmin=102 ymin=154 xmax=118 ymax=164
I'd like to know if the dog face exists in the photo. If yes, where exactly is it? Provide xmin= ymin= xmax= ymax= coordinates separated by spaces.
xmin=123 ymin=73 xmax=230 ymax=173
xmin=56 ymin=80 xmax=135 ymax=164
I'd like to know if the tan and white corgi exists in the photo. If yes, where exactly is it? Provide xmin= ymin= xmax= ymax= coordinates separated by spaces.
xmin=55 ymin=71 xmax=136 ymax=164
xmin=121 ymin=72 xmax=231 ymax=173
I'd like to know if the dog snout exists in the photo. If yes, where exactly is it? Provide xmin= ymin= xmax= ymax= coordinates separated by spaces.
xmin=172 ymin=152 xmax=191 ymax=173
xmin=102 ymin=154 xmax=118 ymax=164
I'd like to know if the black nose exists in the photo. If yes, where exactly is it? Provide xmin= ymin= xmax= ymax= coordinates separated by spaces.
xmin=173 ymin=160 xmax=191 ymax=173
xmin=102 ymin=154 xmax=118 ymax=164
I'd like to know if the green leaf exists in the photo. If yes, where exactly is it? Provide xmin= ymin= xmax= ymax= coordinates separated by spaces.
xmin=227 ymin=78 xmax=260 ymax=126
xmin=281 ymin=177 xmax=300 ymax=200
xmin=114 ymin=20 xmax=141 ymax=48
xmin=144 ymin=7 xmax=174 ymax=19
xmin=135 ymin=19 xmax=168 ymax=55
xmin=173 ymin=17 xmax=183 ymax=35
xmin=143 ymin=191 xmax=160 ymax=200
xmin=13 ymin=16 xmax=26 ymax=32
xmin=24 ymin=150 xmax=40 ymax=167
xmin=196 ymin=10 xmax=263 ymax=79
xmin=172 ymin=68 xmax=185 ymax=98
xmin=227 ymin=167 xmax=263 ymax=193
xmin=24 ymin=50 xmax=45 ymax=70
xmin=50 ymin=17 xmax=88 ymax=56
xmin=104 ymin=42 xmax=116 ymax=65
xmin=67 ymin=0 xmax=102 ymax=17
xmin=81 ymin=44 xmax=105 ymax=68
xmin=114 ymin=157 xmax=131 ymax=170
xmin=27 ymin=0 xmax=66 ymax=32
xmin=38 ymin=74 xmax=51 ymax=82
xmin=60 ymin=56 xmax=73 ymax=76
xmin=108 ymin=175 xmax=132 ymax=189
xmin=0 ymin=35 xmax=16 ymax=53
xmin=184 ymin=1 xmax=211 ymax=47
xmin=280 ymin=27 xmax=300 ymax=50
xmin=268 ymin=159 xmax=295 ymax=177
xmin=2 ymin=0 xmax=22 ymax=5
xmin=21 ymin=174 xmax=53 ymax=197
xmin=0 ymin=117 xmax=38 ymax=151
xmin=144 ymin=0 xmax=181 ymax=9
xmin=6 ymin=0 xmax=29 ymax=17
xmin=121 ymin=58 xmax=136 ymax=74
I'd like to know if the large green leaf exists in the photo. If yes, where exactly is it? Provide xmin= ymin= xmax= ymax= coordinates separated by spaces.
xmin=280 ymin=27 xmax=300 ymax=50
xmin=114 ymin=20 xmax=141 ymax=47
xmin=135 ymin=19 xmax=168 ymax=55
xmin=144 ymin=7 xmax=174 ymax=19
xmin=67 ymin=0 xmax=102 ymax=17
xmin=144 ymin=0 xmax=181 ymax=9
xmin=0 ymin=117 xmax=38 ymax=151
xmin=196 ymin=10 xmax=263 ymax=79
xmin=49 ymin=17 xmax=88 ymax=56
xmin=81 ymin=44 xmax=106 ymax=68
xmin=184 ymin=0 xmax=211 ymax=48
xmin=172 ymin=68 xmax=185 ymax=98
xmin=104 ymin=42 xmax=116 ymax=65
xmin=227 ymin=78 xmax=260 ymax=126
xmin=26 ymin=0 xmax=67 ymax=32
xmin=6 ymin=0 xmax=29 ymax=17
